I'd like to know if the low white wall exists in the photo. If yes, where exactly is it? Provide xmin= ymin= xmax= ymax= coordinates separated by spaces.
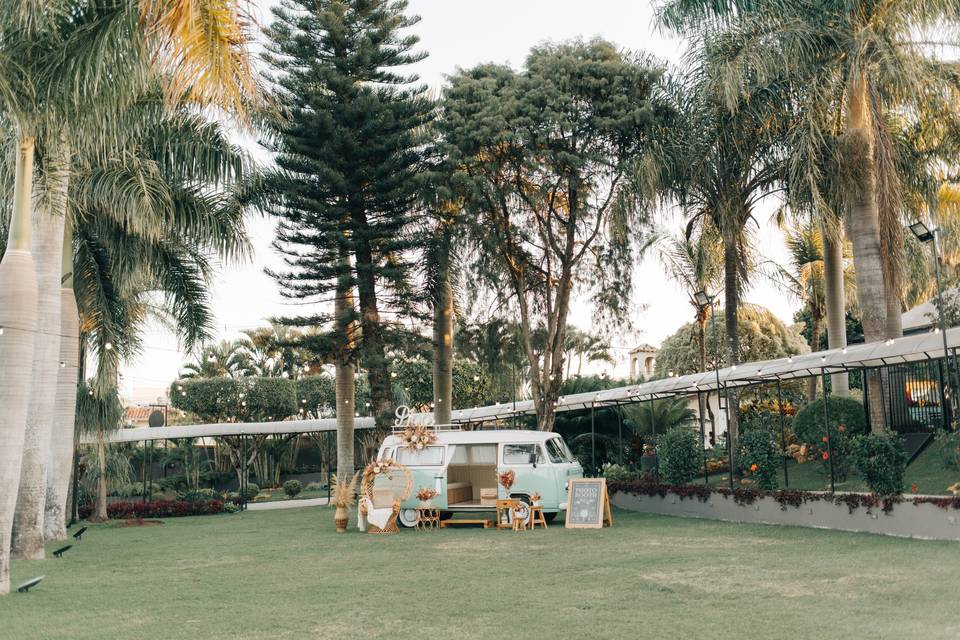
xmin=611 ymin=490 xmax=960 ymax=541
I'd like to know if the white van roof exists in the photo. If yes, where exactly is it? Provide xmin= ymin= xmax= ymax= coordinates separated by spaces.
xmin=381 ymin=429 xmax=563 ymax=448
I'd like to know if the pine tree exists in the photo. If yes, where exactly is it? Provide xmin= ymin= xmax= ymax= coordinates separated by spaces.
xmin=261 ymin=0 xmax=432 ymax=431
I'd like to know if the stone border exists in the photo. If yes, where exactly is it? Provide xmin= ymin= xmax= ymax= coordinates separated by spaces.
xmin=611 ymin=490 xmax=960 ymax=540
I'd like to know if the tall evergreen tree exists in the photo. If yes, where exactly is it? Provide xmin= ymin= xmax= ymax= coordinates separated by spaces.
xmin=262 ymin=0 xmax=433 ymax=434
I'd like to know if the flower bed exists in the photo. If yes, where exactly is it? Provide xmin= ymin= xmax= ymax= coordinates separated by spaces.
xmin=79 ymin=499 xmax=225 ymax=520
xmin=607 ymin=481 xmax=960 ymax=540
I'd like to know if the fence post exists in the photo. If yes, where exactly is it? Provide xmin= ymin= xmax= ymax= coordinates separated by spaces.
xmin=821 ymin=372 xmax=835 ymax=493
xmin=616 ymin=404 xmax=623 ymax=466
xmin=697 ymin=390 xmax=709 ymax=484
xmin=776 ymin=379 xmax=789 ymax=488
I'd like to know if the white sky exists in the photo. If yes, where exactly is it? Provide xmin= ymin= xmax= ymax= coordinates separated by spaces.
xmin=119 ymin=0 xmax=799 ymax=404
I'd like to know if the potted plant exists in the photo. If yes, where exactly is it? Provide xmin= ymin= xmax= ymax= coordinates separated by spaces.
xmin=416 ymin=486 xmax=438 ymax=508
xmin=640 ymin=443 xmax=658 ymax=473
xmin=331 ymin=472 xmax=358 ymax=533
xmin=530 ymin=492 xmax=542 ymax=507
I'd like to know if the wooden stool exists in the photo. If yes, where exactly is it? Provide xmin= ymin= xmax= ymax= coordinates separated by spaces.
xmin=415 ymin=507 xmax=441 ymax=530
xmin=511 ymin=503 xmax=528 ymax=531
xmin=529 ymin=505 xmax=548 ymax=529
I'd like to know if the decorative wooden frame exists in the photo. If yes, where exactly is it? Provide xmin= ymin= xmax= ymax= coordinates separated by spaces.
xmin=564 ymin=478 xmax=613 ymax=529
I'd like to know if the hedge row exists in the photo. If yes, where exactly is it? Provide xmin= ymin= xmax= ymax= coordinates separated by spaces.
xmin=79 ymin=499 xmax=225 ymax=520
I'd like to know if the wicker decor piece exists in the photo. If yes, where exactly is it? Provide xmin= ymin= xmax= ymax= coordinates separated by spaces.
xmin=359 ymin=460 xmax=413 ymax=533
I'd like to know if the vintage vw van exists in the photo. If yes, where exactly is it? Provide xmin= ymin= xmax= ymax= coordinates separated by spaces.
xmin=376 ymin=428 xmax=583 ymax=527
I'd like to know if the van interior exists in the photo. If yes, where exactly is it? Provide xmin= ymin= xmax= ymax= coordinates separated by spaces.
xmin=446 ymin=444 xmax=497 ymax=507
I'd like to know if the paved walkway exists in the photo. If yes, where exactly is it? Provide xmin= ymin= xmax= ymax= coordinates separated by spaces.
xmin=246 ymin=497 xmax=330 ymax=511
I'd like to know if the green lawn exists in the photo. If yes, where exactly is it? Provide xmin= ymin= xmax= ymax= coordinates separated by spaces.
xmin=3 ymin=507 xmax=960 ymax=639
xmin=706 ymin=443 xmax=960 ymax=494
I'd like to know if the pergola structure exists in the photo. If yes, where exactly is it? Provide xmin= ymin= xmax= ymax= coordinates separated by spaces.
xmin=91 ymin=326 xmax=960 ymax=443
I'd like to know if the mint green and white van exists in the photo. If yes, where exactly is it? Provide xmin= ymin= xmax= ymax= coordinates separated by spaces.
xmin=376 ymin=429 xmax=583 ymax=527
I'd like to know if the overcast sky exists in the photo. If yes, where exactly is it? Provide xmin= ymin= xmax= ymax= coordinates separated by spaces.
xmin=119 ymin=0 xmax=798 ymax=404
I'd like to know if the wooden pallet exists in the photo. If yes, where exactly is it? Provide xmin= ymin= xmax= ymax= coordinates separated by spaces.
xmin=440 ymin=518 xmax=493 ymax=529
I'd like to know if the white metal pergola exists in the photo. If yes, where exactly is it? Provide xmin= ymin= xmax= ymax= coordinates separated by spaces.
xmin=90 ymin=327 xmax=960 ymax=444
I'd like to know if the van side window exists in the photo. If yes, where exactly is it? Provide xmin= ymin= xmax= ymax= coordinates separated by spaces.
xmin=503 ymin=443 xmax=544 ymax=465
xmin=379 ymin=447 xmax=394 ymax=461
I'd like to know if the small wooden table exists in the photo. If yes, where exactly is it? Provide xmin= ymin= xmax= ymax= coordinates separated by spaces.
xmin=415 ymin=507 xmax=441 ymax=530
xmin=529 ymin=505 xmax=548 ymax=529
xmin=439 ymin=518 xmax=493 ymax=529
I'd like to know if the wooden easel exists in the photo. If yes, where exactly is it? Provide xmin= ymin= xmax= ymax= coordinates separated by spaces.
xmin=565 ymin=478 xmax=613 ymax=529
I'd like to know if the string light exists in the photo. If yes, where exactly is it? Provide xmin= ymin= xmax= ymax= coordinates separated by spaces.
xmin=302 ymin=364 xmax=310 ymax=372
xmin=473 ymin=375 xmax=480 ymax=382
xmin=391 ymin=371 xmax=397 ymax=378
xmin=104 ymin=342 xmax=113 ymax=351
xmin=787 ymin=357 xmax=793 ymax=363
xmin=207 ymin=353 xmax=215 ymax=362
xmin=0 ymin=326 xmax=4 ymax=335
xmin=59 ymin=361 xmax=66 ymax=368
xmin=841 ymin=347 xmax=847 ymax=354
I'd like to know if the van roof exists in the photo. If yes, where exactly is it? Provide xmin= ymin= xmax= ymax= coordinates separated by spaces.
xmin=381 ymin=429 xmax=563 ymax=448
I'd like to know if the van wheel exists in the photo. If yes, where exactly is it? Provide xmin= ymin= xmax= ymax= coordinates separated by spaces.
xmin=544 ymin=512 xmax=557 ymax=523
xmin=398 ymin=509 xmax=418 ymax=528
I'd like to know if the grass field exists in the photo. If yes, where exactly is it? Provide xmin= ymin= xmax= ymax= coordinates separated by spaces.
xmin=3 ymin=507 xmax=960 ymax=640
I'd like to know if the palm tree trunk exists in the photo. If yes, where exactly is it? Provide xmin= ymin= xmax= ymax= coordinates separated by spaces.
xmin=432 ymin=280 xmax=453 ymax=425
xmin=44 ymin=262 xmax=79 ymax=541
xmin=12 ymin=192 xmax=66 ymax=559
xmin=93 ymin=426 xmax=108 ymax=522
xmin=845 ymin=74 xmax=887 ymax=431
xmin=0 ymin=136 xmax=39 ymax=595
xmin=822 ymin=226 xmax=849 ymax=396
xmin=806 ymin=315 xmax=822 ymax=401
xmin=335 ymin=247 xmax=355 ymax=478
xmin=722 ymin=232 xmax=740 ymax=460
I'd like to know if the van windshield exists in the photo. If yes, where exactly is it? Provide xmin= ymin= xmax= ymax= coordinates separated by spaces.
xmin=545 ymin=437 xmax=574 ymax=463
xmin=395 ymin=445 xmax=444 ymax=466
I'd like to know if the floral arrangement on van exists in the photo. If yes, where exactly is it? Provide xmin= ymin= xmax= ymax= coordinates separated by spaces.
xmin=498 ymin=470 xmax=515 ymax=490
xmin=401 ymin=424 xmax=437 ymax=450
xmin=416 ymin=487 xmax=438 ymax=503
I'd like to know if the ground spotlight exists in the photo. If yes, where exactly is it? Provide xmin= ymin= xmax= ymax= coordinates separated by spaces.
xmin=73 ymin=526 xmax=88 ymax=541
xmin=17 ymin=576 xmax=44 ymax=593
xmin=53 ymin=545 xmax=72 ymax=558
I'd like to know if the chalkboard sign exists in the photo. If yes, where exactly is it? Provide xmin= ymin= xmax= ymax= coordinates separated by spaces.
xmin=565 ymin=478 xmax=612 ymax=529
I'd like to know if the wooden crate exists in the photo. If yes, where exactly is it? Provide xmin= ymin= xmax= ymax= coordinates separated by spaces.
xmin=479 ymin=487 xmax=497 ymax=506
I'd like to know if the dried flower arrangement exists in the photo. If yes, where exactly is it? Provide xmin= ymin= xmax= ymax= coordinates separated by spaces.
xmin=416 ymin=487 xmax=439 ymax=502
xmin=530 ymin=492 xmax=541 ymax=502
xmin=401 ymin=424 xmax=438 ymax=450
xmin=498 ymin=470 xmax=515 ymax=490
xmin=363 ymin=458 xmax=398 ymax=486
xmin=331 ymin=472 xmax=359 ymax=509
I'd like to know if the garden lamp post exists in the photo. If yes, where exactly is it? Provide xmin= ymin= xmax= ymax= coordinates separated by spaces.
xmin=909 ymin=221 xmax=955 ymax=419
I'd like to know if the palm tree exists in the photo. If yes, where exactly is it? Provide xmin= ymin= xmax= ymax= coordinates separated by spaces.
xmin=659 ymin=225 xmax=723 ymax=431
xmin=657 ymin=0 xmax=960 ymax=430
xmin=661 ymin=40 xmax=786 ymax=458
xmin=622 ymin=397 xmax=696 ymax=438
xmin=0 ymin=0 xmax=257 ymax=592
xmin=40 ymin=93 xmax=251 ymax=544
xmin=75 ymin=383 xmax=124 ymax=522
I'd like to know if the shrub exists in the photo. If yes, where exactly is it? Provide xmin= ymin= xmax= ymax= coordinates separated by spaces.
xmin=283 ymin=480 xmax=303 ymax=498
xmin=222 ymin=501 xmax=240 ymax=514
xmin=852 ymin=433 xmax=907 ymax=496
xmin=240 ymin=483 xmax=260 ymax=501
xmin=179 ymin=488 xmax=222 ymax=503
xmin=793 ymin=396 xmax=867 ymax=444
xmin=600 ymin=463 xmax=633 ymax=482
xmin=739 ymin=428 xmax=780 ymax=490
xmin=793 ymin=396 xmax=866 ymax=481
xmin=935 ymin=430 xmax=960 ymax=471
xmin=304 ymin=481 xmax=324 ymax=492
xmin=113 ymin=482 xmax=163 ymax=498
xmin=657 ymin=428 xmax=701 ymax=484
